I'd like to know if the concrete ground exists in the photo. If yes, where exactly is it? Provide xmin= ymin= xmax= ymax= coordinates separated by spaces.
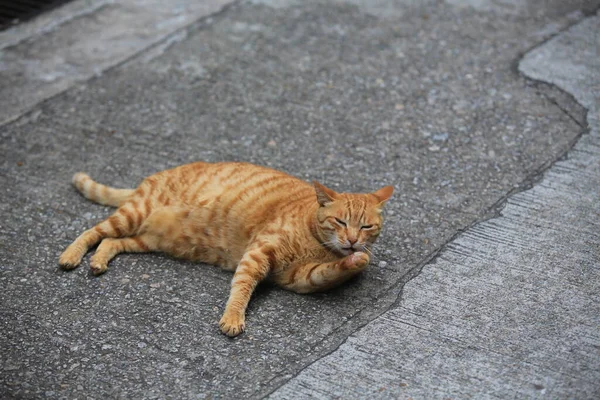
xmin=0 ymin=0 xmax=598 ymax=399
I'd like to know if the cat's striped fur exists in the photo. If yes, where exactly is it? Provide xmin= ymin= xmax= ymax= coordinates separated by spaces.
xmin=59 ymin=162 xmax=393 ymax=337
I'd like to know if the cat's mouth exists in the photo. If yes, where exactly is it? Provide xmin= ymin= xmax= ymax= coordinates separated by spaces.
xmin=340 ymin=245 xmax=359 ymax=254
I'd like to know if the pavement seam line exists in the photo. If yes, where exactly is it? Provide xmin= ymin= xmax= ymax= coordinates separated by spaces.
xmin=544 ymin=96 xmax=586 ymax=129
xmin=257 ymin=10 xmax=595 ymax=399
xmin=0 ymin=0 xmax=242 ymax=129
xmin=0 ymin=1 xmax=113 ymax=51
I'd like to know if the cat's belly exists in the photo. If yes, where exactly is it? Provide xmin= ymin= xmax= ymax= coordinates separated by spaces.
xmin=165 ymin=235 xmax=242 ymax=271
xmin=166 ymin=227 xmax=244 ymax=271
xmin=144 ymin=206 xmax=245 ymax=270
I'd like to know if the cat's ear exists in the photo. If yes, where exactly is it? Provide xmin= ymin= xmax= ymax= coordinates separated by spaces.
xmin=313 ymin=181 xmax=338 ymax=206
xmin=372 ymin=185 xmax=394 ymax=208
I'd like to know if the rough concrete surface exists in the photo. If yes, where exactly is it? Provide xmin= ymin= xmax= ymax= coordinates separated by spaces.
xmin=0 ymin=0 xmax=598 ymax=399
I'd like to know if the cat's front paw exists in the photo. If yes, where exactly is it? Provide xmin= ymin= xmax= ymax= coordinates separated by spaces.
xmin=219 ymin=313 xmax=245 ymax=337
xmin=342 ymin=251 xmax=370 ymax=270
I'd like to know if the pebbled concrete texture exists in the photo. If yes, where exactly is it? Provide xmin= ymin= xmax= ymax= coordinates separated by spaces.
xmin=271 ymin=11 xmax=600 ymax=400
xmin=0 ymin=0 xmax=598 ymax=398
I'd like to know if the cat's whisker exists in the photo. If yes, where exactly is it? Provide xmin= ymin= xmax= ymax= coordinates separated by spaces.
xmin=365 ymin=248 xmax=385 ymax=265
xmin=358 ymin=245 xmax=379 ymax=262
xmin=365 ymin=248 xmax=378 ymax=262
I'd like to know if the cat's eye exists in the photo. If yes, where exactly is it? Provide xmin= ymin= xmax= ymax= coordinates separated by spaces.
xmin=360 ymin=224 xmax=374 ymax=230
xmin=334 ymin=218 xmax=347 ymax=227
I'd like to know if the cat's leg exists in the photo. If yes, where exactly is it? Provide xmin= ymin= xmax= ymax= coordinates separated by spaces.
xmin=89 ymin=235 xmax=157 ymax=275
xmin=281 ymin=252 xmax=370 ymax=294
xmin=87 ymin=206 xmax=193 ymax=274
xmin=59 ymin=201 xmax=146 ymax=269
xmin=219 ymin=246 xmax=273 ymax=337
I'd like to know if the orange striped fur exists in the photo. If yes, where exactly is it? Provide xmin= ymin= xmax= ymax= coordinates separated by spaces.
xmin=59 ymin=162 xmax=393 ymax=336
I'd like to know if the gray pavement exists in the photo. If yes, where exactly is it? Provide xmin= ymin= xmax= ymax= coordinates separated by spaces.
xmin=1 ymin=0 xmax=598 ymax=399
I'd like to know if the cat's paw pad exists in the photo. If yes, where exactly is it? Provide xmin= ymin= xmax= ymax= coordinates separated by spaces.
xmin=343 ymin=252 xmax=370 ymax=270
xmin=59 ymin=249 xmax=82 ymax=270
xmin=219 ymin=314 xmax=245 ymax=337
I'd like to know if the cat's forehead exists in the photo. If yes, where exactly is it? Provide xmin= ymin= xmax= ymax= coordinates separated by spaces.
xmin=330 ymin=194 xmax=380 ymax=215
xmin=339 ymin=192 xmax=378 ymax=206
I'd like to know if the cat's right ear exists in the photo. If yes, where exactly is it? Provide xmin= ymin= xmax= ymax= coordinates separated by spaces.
xmin=372 ymin=185 xmax=394 ymax=213
xmin=313 ymin=181 xmax=338 ymax=206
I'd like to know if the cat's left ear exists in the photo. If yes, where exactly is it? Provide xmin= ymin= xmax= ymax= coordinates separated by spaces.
xmin=313 ymin=181 xmax=339 ymax=206
xmin=372 ymin=186 xmax=394 ymax=209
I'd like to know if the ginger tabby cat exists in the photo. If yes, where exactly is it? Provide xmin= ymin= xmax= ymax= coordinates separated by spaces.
xmin=59 ymin=162 xmax=393 ymax=337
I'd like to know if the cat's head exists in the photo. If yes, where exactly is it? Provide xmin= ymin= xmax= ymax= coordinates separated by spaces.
xmin=313 ymin=181 xmax=393 ymax=255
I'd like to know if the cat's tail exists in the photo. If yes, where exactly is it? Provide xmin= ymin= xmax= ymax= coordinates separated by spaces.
xmin=72 ymin=173 xmax=134 ymax=207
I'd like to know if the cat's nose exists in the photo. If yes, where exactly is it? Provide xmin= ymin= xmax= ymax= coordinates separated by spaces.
xmin=348 ymin=237 xmax=358 ymax=246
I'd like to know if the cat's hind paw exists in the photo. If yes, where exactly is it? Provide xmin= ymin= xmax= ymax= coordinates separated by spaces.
xmin=89 ymin=258 xmax=108 ymax=276
xmin=59 ymin=248 xmax=83 ymax=270
xmin=219 ymin=313 xmax=245 ymax=337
